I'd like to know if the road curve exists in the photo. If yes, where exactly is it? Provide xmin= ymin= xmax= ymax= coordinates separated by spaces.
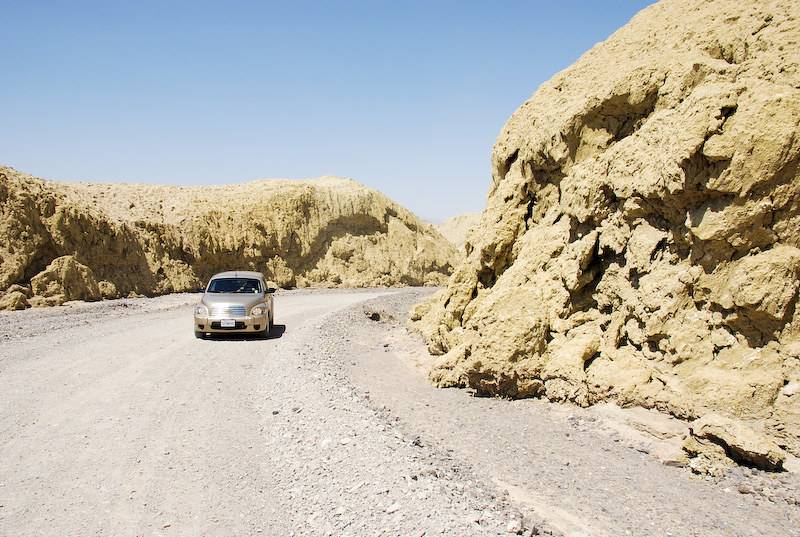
xmin=0 ymin=291 xmax=392 ymax=536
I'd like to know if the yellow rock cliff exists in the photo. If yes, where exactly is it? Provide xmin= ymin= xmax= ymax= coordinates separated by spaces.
xmin=0 ymin=167 xmax=457 ymax=306
xmin=412 ymin=0 xmax=800 ymax=468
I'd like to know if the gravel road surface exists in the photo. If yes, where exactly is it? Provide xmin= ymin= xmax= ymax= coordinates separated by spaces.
xmin=1 ymin=289 xmax=798 ymax=537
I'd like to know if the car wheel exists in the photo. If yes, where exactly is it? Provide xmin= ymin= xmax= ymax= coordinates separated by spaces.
xmin=261 ymin=313 xmax=273 ymax=339
xmin=195 ymin=331 xmax=206 ymax=339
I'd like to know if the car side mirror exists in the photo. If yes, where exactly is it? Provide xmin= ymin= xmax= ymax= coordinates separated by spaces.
xmin=197 ymin=287 xmax=205 ymax=293
xmin=266 ymin=287 xmax=277 ymax=294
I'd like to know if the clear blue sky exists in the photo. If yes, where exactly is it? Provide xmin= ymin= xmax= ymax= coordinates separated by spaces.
xmin=0 ymin=0 xmax=653 ymax=222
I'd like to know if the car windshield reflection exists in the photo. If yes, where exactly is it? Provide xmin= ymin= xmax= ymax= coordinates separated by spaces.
xmin=206 ymin=278 xmax=262 ymax=294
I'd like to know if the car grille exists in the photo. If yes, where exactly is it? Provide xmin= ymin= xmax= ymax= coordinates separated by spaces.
xmin=209 ymin=304 xmax=247 ymax=317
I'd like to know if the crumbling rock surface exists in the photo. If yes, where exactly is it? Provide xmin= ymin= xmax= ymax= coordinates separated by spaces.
xmin=0 ymin=167 xmax=456 ymax=308
xmin=412 ymin=0 xmax=800 ymax=468
xmin=683 ymin=413 xmax=787 ymax=475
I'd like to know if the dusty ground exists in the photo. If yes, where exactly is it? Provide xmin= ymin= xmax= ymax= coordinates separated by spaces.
xmin=0 ymin=289 xmax=798 ymax=536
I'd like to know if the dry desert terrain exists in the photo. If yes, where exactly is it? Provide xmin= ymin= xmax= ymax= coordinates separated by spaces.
xmin=1 ymin=0 xmax=800 ymax=535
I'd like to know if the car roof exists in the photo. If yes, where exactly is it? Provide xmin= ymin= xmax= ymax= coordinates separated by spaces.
xmin=209 ymin=271 xmax=265 ymax=280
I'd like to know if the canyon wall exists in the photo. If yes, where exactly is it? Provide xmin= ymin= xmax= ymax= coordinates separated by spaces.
xmin=412 ymin=0 xmax=800 ymax=471
xmin=0 ymin=167 xmax=456 ymax=309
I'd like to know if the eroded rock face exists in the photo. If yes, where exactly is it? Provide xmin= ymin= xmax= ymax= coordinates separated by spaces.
xmin=413 ymin=0 xmax=800 ymax=465
xmin=0 ymin=168 xmax=456 ymax=308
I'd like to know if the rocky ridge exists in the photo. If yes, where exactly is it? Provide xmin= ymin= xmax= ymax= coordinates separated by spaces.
xmin=411 ymin=0 xmax=800 ymax=472
xmin=0 ymin=167 xmax=457 ymax=309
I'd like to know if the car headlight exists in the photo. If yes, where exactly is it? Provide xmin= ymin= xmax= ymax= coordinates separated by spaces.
xmin=251 ymin=305 xmax=266 ymax=316
xmin=195 ymin=305 xmax=208 ymax=316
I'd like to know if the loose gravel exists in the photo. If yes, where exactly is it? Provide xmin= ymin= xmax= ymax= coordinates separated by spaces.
xmin=329 ymin=289 xmax=800 ymax=537
xmin=1 ymin=288 xmax=798 ymax=537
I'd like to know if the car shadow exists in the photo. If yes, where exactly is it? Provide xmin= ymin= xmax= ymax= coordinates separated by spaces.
xmin=265 ymin=324 xmax=286 ymax=340
xmin=203 ymin=324 xmax=286 ymax=342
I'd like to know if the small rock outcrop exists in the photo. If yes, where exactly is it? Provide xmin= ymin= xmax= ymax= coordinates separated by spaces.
xmin=683 ymin=414 xmax=786 ymax=475
xmin=412 ymin=0 xmax=800 ymax=469
xmin=0 ymin=167 xmax=457 ymax=308
xmin=30 ymin=255 xmax=102 ymax=306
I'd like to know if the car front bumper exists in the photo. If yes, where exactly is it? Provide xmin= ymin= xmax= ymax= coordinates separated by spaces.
xmin=194 ymin=314 xmax=268 ymax=334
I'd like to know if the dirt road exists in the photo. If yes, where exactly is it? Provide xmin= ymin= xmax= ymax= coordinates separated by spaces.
xmin=0 ymin=290 xmax=526 ymax=536
xmin=1 ymin=289 xmax=798 ymax=536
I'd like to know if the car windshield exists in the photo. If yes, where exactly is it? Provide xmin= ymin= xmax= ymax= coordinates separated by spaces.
xmin=206 ymin=278 xmax=262 ymax=294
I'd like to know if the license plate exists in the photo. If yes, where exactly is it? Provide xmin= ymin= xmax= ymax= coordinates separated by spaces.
xmin=220 ymin=319 xmax=236 ymax=328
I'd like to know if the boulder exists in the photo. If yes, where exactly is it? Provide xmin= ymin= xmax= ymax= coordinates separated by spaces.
xmin=98 ymin=280 xmax=119 ymax=299
xmin=0 ymin=290 xmax=30 ymax=310
xmin=30 ymin=255 xmax=101 ymax=304
xmin=6 ymin=284 xmax=32 ymax=297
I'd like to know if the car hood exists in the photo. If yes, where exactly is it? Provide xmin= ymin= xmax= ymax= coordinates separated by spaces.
xmin=201 ymin=293 xmax=265 ymax=309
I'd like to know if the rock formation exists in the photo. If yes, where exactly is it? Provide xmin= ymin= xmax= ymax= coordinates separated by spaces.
xmin=437 ymin=213 xmax=481 ymax=252
xmin=30 ymin=255 xmax=103 ymax=306
xmin=0 ymin=167 xmax=457 ymax=308
xmin=412 ymin=0 xmax=800 ymax=469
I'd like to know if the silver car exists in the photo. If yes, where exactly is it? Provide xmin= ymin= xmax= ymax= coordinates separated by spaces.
xmin=193 ymin=271 xmax=275 ymax=339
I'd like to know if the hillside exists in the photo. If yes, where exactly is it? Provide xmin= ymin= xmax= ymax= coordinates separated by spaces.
xmin=0 ymin=167 xmax=457 ymax=309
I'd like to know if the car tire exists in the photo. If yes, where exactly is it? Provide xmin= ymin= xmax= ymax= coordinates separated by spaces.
xmin=195 ymin=331 xmax=206 ymax=339
xmin=261 ymin=313 xmax=273 ymax=339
